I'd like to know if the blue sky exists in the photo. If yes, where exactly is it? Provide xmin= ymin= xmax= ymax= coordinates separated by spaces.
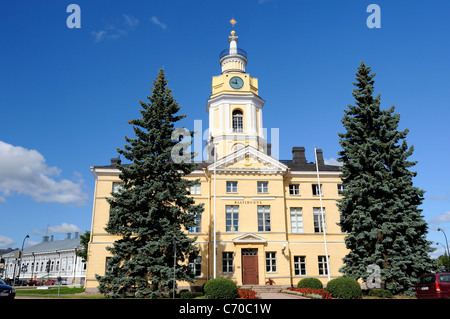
xmin=0 ymin=0 xmax=449 ymax=258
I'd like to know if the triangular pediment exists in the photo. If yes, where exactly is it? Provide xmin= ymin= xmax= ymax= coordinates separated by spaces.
xmin=232 ymin=233 xmax=267 ymax=244
xmin=208 ymin=146 xmax=287 ymax=173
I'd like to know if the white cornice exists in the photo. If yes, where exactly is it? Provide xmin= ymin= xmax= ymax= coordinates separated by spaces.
xmin=94 ymin=168 xmax=121 ymax=175
xmin=207 ymin=94 xmax=265 ymax=112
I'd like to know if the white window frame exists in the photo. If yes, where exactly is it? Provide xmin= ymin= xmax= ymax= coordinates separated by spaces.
xmin=318 ymin=256 xmax=329 ymax=276
xmin=190 ymin=183 xmax=201 ymax=195
xmin=222 ymin=252 xmax=234 ymax=274
xmin=289 ymin=184 xmax=300 ymax=195
xmin=294 ymin=256 xmax=307 ymax=276
xmin=290 ymin=207 xmax=304 ymax=233
xmin=226 ymin=181 xmax=238 ymax=193
xmin=112 ymin=182 xmax=123 ymax=194
xmin=189 ymin=256 xmax=202 ymax=277
xmin=257 ymin=205 xmax=271 ymax=232
xmin=225 ymin=205 xmax=239 ymax=232
xmin=232 ymin=110 xmax=243 ymax=133
xmin=312 ymin=184 xmax=323 ymax=196
xmin=266 ymin=252 xmax=277 ymax=273
xmin=337 ymin=184 xmax=345 ymax=196
xmin=189 ymin=214 xmax=201 ymax=233
xmin=257 ymin=181 xmax=269 ymax=193
xmin=313 ymin=207 xmax=326 ymax=233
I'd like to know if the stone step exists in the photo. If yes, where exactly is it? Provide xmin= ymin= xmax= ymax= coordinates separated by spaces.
xmin=239 ymin=285 xmax=289 ymax=293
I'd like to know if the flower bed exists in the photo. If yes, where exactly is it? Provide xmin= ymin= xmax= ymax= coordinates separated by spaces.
xmin=238 ymin=288 xmax=261 ymax=299
xmin=281 ymin=287 xmax=333 ymax=299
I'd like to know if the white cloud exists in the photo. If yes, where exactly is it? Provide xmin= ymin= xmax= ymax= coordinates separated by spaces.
xmin=124 ymin=14 xmax=139 ymax=28
xmin=47 ymin=223 xmax=81 ymax=234
xmin=0 ymin=141 xmax=88 ymax=206
xmin=91 ymin=30 xmax=106 ymax=43
xmin=431 ymin=212 xmax=450 ymax=224
xmin=151 ymin=16 xmax=167 ymax=30
xmin=0 ymin=235 xmax=15 ymax=248
xmin=91 ymin=14 xmax=139 ymax=43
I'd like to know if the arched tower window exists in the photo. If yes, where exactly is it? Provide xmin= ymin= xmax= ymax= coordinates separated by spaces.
xmin=232 ymin=110 xmax=243 ymax=133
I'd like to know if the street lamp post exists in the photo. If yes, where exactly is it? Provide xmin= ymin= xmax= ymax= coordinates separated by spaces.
xmin=437 ymin=228 xmax=450 ymax=271
xmin=16 ymin=234 xmax=29 ymax=285
xmin=436 ymin=242 xmax=449 ymax=270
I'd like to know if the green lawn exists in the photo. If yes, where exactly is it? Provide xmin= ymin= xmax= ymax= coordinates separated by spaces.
xmin=16 ymin=286 xmax=105 ymax=298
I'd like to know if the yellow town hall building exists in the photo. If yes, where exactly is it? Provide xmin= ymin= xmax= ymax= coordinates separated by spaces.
xmin=85 ymin=27 xmax=348 ymax=293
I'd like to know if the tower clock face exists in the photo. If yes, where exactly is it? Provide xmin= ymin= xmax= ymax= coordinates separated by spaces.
xmin=229 ymin=76 xmax=244 ymax=89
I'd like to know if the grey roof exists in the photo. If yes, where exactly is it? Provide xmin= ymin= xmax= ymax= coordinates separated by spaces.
xmin=1 ymin=238 xmax=81 ymax=257
xmin=282 ymin=161 xmax=341 ymax=172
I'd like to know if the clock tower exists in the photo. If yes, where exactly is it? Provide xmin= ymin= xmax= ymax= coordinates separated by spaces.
xmin=207 ymin=22 xmax=266 ymax=160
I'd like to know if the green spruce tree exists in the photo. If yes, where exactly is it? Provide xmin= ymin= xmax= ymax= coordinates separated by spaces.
xmin=338 ymin=62 xmax=436 ymax=295
xmin=96 ymin=69 xmax=204 ymax=298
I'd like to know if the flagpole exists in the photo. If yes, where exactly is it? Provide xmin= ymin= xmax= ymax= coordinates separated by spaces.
xmin=213 ymin=143 xmax=217 ymax=279
xmin=314 ymin=146 xmax=331 ymax=282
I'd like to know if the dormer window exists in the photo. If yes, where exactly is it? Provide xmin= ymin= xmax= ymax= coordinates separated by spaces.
xmin=232 ymin=110 xmax=243 ymax=132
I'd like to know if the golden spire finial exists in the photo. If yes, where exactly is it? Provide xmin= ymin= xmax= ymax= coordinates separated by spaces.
xmin=229 ymin=18 xmax=237 ymax=36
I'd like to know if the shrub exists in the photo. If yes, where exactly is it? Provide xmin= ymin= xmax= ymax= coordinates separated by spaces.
xmin=297 ymin=277 xmax=323 ymax=289
xmin=367 ymin=289 xmax=393 ymax=298
xmin=325 ymin=277 xmax=362 ymax=299
xmin=203 ymin=278 xmax=238 ymax=299
xmin=179 ymin=289 xmax=192 ymax=299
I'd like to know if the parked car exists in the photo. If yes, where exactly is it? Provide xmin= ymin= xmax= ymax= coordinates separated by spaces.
xmin=0 ymin=279 xmax=16 ymax=300
xmin=415 ymin=272 xmax=450 ymax=299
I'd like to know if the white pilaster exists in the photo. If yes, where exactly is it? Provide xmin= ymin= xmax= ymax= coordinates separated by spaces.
xmin=246 ymin=103 xmax=251 ymax=134
xmin=225 ymin=103 xmax=230 ymax=133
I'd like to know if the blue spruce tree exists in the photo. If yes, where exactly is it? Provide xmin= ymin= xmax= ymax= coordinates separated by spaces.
xmin=96 ymin=69 xmax=204 ymax=298
xmin=338 ymin=62 xmax=436 ymax=295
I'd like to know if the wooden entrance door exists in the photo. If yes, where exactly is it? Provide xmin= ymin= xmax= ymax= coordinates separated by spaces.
xmin=242 ymin=249 xmax=258 ymax=285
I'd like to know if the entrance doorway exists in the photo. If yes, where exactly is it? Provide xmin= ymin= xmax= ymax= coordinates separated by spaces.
xmin=241 ymin=248 xmax=258 ymax=285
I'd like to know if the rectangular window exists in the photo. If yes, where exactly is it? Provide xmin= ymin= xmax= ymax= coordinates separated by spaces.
xmin=226 ymin=181 xmax=238 ymax=193
xmin=257 ymin=181 xmax=269 ymax=193
xmin=232 ymin=111 xmax=244 ymax=133
xmin=226 ymin=205 xmax=239 ymax=232
xmin=312 ymin=184 xmax=323 ymax=196
xmin=313 ymin=207 xmax=326 ymax=233
xmin=67 ymin=257 xmax=73 ymax=271
xmin=222 ymin=252 xmax=234 ymax=274
xmin=189 ymin=256 xmax=202 ymax=277
xmin=294 ymin=256 xmax=306 ymax=276
xmin=337 ymin=184 xmax=345 ymax=196
xmin=257 ymin=205 xmax=271 ymax=232
xmin=112 ymin=182 xmax=123 ymax=194
xmin=189 ymin=214 xmax=201 ymax=233
xmin=190 ymin=183 xmax=201 ymax=195
xmin=266 ymin=252 xmax=277 ymax=273
xmin=318 ymin=256 xmax=329 ymax=276
xmin=289 ymin=184 xmax=300 ymax=195
xmin=290 ymin=207 xmax=304 ymax=233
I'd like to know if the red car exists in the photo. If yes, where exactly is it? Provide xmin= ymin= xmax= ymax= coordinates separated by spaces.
xmin=415 ymin=272 xmax=450 ymax=299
